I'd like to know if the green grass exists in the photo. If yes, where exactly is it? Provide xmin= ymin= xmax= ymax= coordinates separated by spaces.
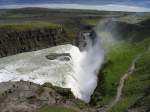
xmin=104 ymin=42 xmax=142 ymax=95
xmin=109 ymin=51 xmax=150 ymax=112
xmin=81 ymin=19 xmax=100 ymax=26
xmin=38 ymin=105 xmax=78 ymax=112
xmin=65 ymin=29 xmax=77 ymax=41
xmin=109 ymin=96 xmax=139 ymax=112
xmin=0 ymin=21 xmax=61 ymax=31
xmin=91 ymin=39 xmax=150 ymax=107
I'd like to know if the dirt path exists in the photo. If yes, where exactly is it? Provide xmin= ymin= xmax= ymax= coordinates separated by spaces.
xmin=106 ymin=60 xmax=136 ymax=111
xmin=97 ymin=54 xmax=142 ymax=112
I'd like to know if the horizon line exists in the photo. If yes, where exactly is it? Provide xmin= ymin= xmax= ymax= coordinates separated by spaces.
xmin=0 ymin=3 xmax=150 ymax=12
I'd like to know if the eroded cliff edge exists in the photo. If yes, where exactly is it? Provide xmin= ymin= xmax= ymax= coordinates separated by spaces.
xmin=0 ymin=23 xmax=77 ymax=58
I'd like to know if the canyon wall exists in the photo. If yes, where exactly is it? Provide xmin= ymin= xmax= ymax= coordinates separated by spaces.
xmin=0 ymin=27 xmax=73 ymax=57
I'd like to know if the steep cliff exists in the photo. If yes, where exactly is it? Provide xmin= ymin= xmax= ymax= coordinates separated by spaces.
xmin=0 ymin=81 xmax=78 ymax=112
xmin=96 ymin=19 xmax=150 ymax=42
xmin=0 ymin=23 xmax=74 ymax=58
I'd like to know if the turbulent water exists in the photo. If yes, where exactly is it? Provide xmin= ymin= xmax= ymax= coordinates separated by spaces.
xmin=0 ymin=45 xmax=75 ymax=86
xmin=0 ymin=28 xmax=105 ymax=103
xmin=66 ymin=33 xmax=104 ymax=102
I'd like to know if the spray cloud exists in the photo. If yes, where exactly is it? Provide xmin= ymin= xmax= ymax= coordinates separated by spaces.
xmin=66 ymin=30 xmax=105 ymax=102
xmin=0 ymin=19 xmax=117 ymax=103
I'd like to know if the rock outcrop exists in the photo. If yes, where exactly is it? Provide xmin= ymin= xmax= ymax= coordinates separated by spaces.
xmin=0 ymin=27 xmax=73 ymax=58
xmin=0 ymin=81 xmax=76 ymax=112
xmin=46 ymin=53 xmax=71 ymax=61
xmin=102 ymin=19 xmax=150 ymax=42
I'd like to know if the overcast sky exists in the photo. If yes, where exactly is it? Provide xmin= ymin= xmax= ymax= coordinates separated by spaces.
xmin=0 ymin=0 xmax=150 ymax=12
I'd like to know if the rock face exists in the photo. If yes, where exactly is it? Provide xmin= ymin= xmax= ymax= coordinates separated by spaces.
xmin=127 ymin=94 xmax=150 ymax=112
xmin=0 ymin=27 xmax=72 ymax=58
xmin=0 ymin=81 xmax=75 ymax=112
xmin=75 ymin=30 xmax=96 ymax=51
xmin=102 ymin=19 xmax=150 ymax=42
xmin=46 ymin=53 xmax=71 ymax=61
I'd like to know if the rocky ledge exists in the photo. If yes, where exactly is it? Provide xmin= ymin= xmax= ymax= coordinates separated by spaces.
xmin=0 ymin=81 xmax=78 ymax=112
xmin=46 ymin=53 xmax=71 ymax=62
xmin=0 ymin=25 xmax=74 ymax=58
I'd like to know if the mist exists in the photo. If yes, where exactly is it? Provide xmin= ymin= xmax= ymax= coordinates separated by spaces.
xmin=66 ymin=31 xmax=104 ymax=102
xmin=0 ymin=19 xmax=117 ymax=103
xmin=66 ymin=19 xmax=119 ymax=102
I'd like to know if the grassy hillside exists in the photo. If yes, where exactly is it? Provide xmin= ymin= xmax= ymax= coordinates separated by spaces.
xmin=109 ymin=49 xmax=150 ymax=112
xmin=91 ymin=39 xmax=150 ymax=107
xmin=38 ymin=105 xmax=78 ymax=112
xmin=0 ymin=21 xmax=61 ymax=31
xmin=0 ymin=8 xmax=150 ymax=112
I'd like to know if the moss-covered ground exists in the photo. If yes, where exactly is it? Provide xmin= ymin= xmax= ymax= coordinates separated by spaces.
xmin=81 ymin=19 xmax=100 ymax=26
xmin=0 ymin=21 xmax=62 ymax=31
xmin=38 ymin=105 xmax=78 ymax=112
xmin=0 ymin=8 xmax=150 ymax=111
xmin=109 ymin=50 xmax=150 ymax=112
xmin=91 ymin=39 xmax=150 ymax=107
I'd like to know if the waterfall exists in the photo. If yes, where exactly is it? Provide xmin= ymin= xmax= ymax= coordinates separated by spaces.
xmin=66 ymin=31 xmax=104 ymax=102
xmin=0 ymin=21 xmax=108 ymax=103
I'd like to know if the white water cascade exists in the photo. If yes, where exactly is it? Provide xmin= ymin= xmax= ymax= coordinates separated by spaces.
xmin=66 ymin=32 xmax=104 ymax=102
xmin=0 ymin=28 xmax=105 ymax=103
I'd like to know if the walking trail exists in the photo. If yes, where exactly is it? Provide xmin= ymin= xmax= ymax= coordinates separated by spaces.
xmin=98 ymin=54 xmax=142 ymax=112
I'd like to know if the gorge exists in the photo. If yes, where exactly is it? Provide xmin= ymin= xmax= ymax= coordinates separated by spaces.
xmin=0 ymin=8 xmax=150 ymax=112
xmin=0 ymin=24 xmax=105 ymax=103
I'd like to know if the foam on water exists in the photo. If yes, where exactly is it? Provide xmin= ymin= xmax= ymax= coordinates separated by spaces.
xmin=66 ymin=33 xmax=104 ymax=102
xmin=0 ymin=32 xmax=104 ymax=102
xmin=0 ymin=45 xmax=74 ymax=86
